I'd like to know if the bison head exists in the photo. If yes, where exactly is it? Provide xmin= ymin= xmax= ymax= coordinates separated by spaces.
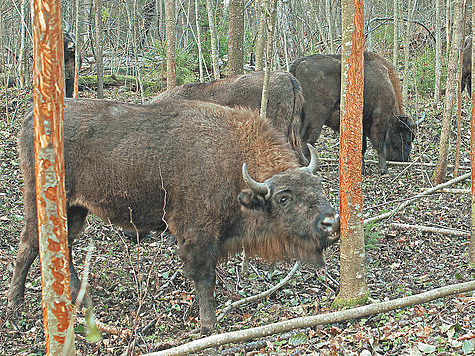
xmin=386 ymin=115 xmax=415 ymax=162
xmin=238 ymin=144 xmax=340 ymax=266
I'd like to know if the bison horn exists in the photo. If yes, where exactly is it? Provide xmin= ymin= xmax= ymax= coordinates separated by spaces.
xmin=63 ymin=19 xmax=71 ymax=33
xmin=242 ymin=163 xmax=269 ymax=195
xmin=409 ymin=112 xmax=426 ymax=128
xmin=304 ymin=143 xmax=318 ymax=174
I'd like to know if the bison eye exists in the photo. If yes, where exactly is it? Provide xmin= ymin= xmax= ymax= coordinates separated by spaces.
xmin=279 ymin=196 xmax=288 ymax=205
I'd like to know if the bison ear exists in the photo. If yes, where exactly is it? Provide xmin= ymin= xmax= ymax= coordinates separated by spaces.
xmin=238 ymin=190 xmax=266 ymax=211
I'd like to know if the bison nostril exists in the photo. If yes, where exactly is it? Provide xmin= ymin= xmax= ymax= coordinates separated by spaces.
xmin=317 ymin=213 xmax=340 ymax=235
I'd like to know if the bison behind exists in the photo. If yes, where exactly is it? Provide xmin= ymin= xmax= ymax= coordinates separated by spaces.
xmin=8 ymin=98 xmax=340 ymax=333
xmin=290 ymin=52 xmax=416 ymax=174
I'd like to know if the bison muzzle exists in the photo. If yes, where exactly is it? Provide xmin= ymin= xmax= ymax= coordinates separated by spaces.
xmin=7 ymin=98 xmax=340 ymax=333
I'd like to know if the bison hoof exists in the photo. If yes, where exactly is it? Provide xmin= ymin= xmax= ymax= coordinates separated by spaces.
xmin=200 ymin=324 xmax=215 ymax=335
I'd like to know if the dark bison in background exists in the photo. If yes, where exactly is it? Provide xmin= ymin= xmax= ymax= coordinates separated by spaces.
xmin=462 ymin=35 xmax=472 ymax=96
xmin=152 ymin=71 xmax=307 ymax=164
xmin=8 ymin=98 xmax=340 ymax=333
xmin=290 ymin=51 xmax=417 ymax=174
xmin=63 ymin=20 xmax=81 ymax=97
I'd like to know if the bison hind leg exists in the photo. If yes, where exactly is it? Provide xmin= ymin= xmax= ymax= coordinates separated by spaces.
xmin=7 ymin=222 xmax=40 ymax=310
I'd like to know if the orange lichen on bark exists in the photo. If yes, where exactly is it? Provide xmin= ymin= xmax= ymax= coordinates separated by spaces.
xmin=31 ymin=0 xmax=75 ymax=353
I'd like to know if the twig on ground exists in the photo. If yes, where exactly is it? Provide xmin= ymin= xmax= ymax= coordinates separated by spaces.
xmin=144 ymin=280 xmax=475 ymax=356
xmin=216 ymin=261 xmax=301 ymax=323
xmin=390 ymin=222 xmax=470 ymax=237
xmin=364 ymin=172 xmax=470 ymax=225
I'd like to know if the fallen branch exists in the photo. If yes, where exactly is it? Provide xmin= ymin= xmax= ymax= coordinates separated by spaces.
xmin=421 ymin=188 xmax=470 ymax=194
xmin=216 ymin=261 xmax=301 ymax=322
xmin=390 ymin=223 xmax=470 ymax=237
xmin=144 ymin=280 xmax=475 ymax=356
xmin=364 ymin=172 xmax=470 ymax=225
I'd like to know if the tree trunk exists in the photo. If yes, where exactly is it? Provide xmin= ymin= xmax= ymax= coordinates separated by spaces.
xmin=95 ymin=0 xmax=104 ymax=98
xmin=31 ymin=0 xmax=75 ymax=352
xmin=140 ymin=0 xmax=156 ymax=49
xmin=206 ymin=0 xmax=220 ymax=79
xmin=470 ymin=1 xmax=475 ymax=267
xmin=254 ymin=0 xmax=267 ymax=71
xmin=228 ymin=0 xmax=244 ymax=76
xmin=165 ymin=0 xmax=177 ymax=89
xmin=74 ymin=0 xmax=82 ymax=98
xmin=434 ymin=0 xmax=442 ymax=105
xmin=433 ymin=0 xmax=464 ymax=185
xmin=278 ymin=0 xmax=297 ymax=69
xmin=402 ymin=0 xmax=415 ymax=103
xmin=332 ymin=0 xmax=368 ymax=309
xmin=19 ymin=0 xmax=29 ymax=87
xmin=454 ymin=1 xmax=468 ymax=178
xmin=392 ymin=0 xmax=399 ymax=68
xmin=195 ymin=0 xmax=204 ymax=82
xmin=259 ymin=0 xmax=278 ymax=119
xmin=325 ymin=0 xmax=334 ymax=53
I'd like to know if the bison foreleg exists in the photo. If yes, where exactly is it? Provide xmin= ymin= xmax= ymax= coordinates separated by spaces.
xmin=178 ymin=236 xmax=218 ymax=334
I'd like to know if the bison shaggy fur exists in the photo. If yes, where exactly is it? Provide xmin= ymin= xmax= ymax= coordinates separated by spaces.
xmin=153 ymin=71 xmax=307 ymax=164
xmin=8 ymin=98 xmax=340 ymax=333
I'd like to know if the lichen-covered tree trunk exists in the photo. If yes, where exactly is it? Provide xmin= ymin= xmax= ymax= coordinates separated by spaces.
xmin=228 ymin=0 xmax=244 ymax=76
xmin=31 ymin=0 xmax=75 ymax=352
xmin=332 ymin=0 xmax=369 ymax=309
xmin=433 ymin=0 xmax=464 ymax=185
xmin=94 ymin=0 xmax=104 ymax=98
xmin=195 ymin=0 xmax=204 ymax=82
xmin=165 ymin=0 xmax=176 ymax=88
xmin=206 ymin=0 xmax=220 ymax=79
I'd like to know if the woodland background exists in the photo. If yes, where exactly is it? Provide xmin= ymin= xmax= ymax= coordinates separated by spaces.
xmin=0 ymin=0 xmax=474 ymax=355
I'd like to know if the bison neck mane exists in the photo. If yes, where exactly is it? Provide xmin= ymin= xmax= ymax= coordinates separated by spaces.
xmin=230 ymin=109 xmax=299 ymax=181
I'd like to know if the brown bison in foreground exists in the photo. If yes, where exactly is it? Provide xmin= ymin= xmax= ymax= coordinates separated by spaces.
xmin=153 ymin=71 xmax=307 ymax=164
xmin=8 ymin=98 xmax=340 ymax=333
xmin=290 ymin=52 xmax=416 ymax=174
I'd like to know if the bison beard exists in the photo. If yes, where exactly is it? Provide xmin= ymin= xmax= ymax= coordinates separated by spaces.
xmin=290 ymin=52 xmax=415 ymax=174
xmin=8 ymin=98 xmax=340 ymax=333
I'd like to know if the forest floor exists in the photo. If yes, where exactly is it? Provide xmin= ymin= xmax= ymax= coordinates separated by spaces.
xmin=0 ymin=86 xmax=474 ymax=356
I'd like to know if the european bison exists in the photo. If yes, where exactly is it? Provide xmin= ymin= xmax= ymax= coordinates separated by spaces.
xmin=8 ymin=98 xmax=340 ymax=333
xmin=152 ymin=71 xmax=307 ymax=164
xmin=63 ymin=20 xmax=81 ymax=98
xmin=290 ymin=52 xmax=416 ymax=174
xmin=462 ymin=36 xmax=472 ymax=96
